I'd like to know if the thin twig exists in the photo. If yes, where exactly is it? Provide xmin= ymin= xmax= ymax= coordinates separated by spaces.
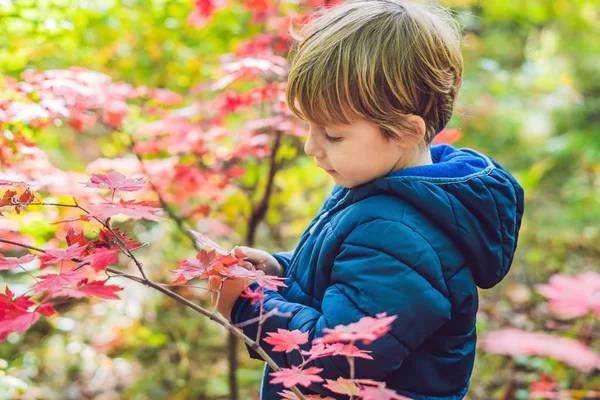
xmin=0 ymin=237 xmax=307 ymax=400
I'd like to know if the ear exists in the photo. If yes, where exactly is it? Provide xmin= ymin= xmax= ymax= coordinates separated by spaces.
xmin=407 ymin=114 xmax=426 ymax=139
xmin=393 ymin=115 xmax=427 ymax=149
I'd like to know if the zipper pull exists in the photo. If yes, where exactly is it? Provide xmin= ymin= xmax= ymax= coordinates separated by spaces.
xmin=309 ymin=211 xmax=329 ymax=235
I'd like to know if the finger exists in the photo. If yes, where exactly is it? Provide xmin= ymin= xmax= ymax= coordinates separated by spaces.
xmin=233 ymin=246 xmax=248 ymax=258
xmin=238 ymin=260 xmax=254 ymax=270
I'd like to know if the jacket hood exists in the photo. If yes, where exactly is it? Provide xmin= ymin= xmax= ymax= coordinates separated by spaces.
xmin=348 ymin=144 xmax=525 ymax=289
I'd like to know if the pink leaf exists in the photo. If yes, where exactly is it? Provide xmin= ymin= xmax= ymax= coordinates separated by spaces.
xmin=88 ymin=199 xmax=168 ymax=222
xmin=0 ymin=312 xmax=40 ymax=339
xmin=334 ymin=344 xmax=373 ymax=360
xmin=263 ymin=329 xmax=309 ymax=353
xmin=536 ymin=272 xmax=600 ymax=319
xmin=78 ymin=248 xmax=119 ymax=272
xmin=269 ymin=366 xmax=324 ymax=388
xmin=0 ymin=254 xmax=37 ymax=271
xmin=54 ymin=279 xmax=124 ymax=300
xmin=301 ymin=343 xmax=342 ymax=362
xmin=235 ymin=268 xmax=287 ymax=291
xmin=480 ymin=328 xmax=600 ymax=372
xmin=32 ymin=270 xmax=85 ymax=295
xmin=315 ymin=313 xmax=397 ymax=345
xmin=38 ymin=243 xmax=87 ymax=267
xmin=82 ymin=171 xmax=147 ymax=192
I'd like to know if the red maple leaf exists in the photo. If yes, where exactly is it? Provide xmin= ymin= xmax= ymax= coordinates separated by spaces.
xmin=301 ymin=343 xmax=341 ymax=362
xmin=0 ymin=312 xmax=40 ymax=340
xmin=65 ymin=228 xmax=88 ymax=248
xmin=334 ymin=344 xmax=373 ymax=360
xmin=170 ymin=249 xmax=220 ymax=283
xmin=234 ymin=268 xmax=287 ymax=291
xmin=315 ymin=313 xmax=397 ymax=345
xmin=82 ymin=171 xmax=147 ymax=192
xmin=15 ymin=188 xmax=36 ymax=213
xmin=269 ymin=366 xmax=324 ymax=388
xmin=54 ymin=278 xmax=124 ymax=300
xmin=240 ymin=285 xmax=266 ymax=305
xmin=88 ymin=199 xmax=168 ymax=222
xmin=0 ymin=254 xmax=37 ymax=271
xmin=32 ymin=270 xmax=85 ymax=295
xmin=0 ymin=287 xmax=43 ymax=341
xmin=264 ymin=329 xmax=309 ymax=353
xmin=0 ymin=188 xmax=35 ymax=215
xmin=78 ymin=248 xmax=119 ymax=272
xmin=35 ymin=303 xmax=56 ymax=317
xmin=38 ymin=243 xmax=87 ymax=268
xmin=0 ymin=189 xmax=17 ymax=207
xmin=93 ymin=227 xmax=141 ymax=250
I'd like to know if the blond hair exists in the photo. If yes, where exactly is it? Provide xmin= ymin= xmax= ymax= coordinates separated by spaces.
xmin=286 ymin=0 xmax=463 ymax=144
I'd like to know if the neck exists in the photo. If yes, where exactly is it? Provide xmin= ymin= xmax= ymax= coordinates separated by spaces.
xmin=389 ymin=146 xmax=432 ymax=174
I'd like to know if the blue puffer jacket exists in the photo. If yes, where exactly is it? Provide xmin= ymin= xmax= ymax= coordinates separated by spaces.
xmin=231 ymin=144 xmax=524 ymax=399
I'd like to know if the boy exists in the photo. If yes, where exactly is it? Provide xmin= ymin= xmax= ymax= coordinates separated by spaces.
xmin=212 ymin=0 xmax=524 ymax=398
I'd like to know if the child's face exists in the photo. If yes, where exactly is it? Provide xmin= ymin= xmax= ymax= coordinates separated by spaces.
xmin=304 ymin=117 xmax=405 ymax=188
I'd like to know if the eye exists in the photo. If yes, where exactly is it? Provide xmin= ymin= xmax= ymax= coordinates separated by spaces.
xmin=324 ymin=131 xmax=342 ymax=143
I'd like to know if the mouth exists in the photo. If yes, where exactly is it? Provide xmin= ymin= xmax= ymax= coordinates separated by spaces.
xmin=316 ymin=163 xmax=336 ymax=175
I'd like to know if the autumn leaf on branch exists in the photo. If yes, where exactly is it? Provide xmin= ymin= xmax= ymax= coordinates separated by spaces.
xmin=0 ymin=287 xmax=50 ymax=341
xmin=0 ymin=187 xmax=36 ymax=215
xmin=270 ymin=366 xmax=324 ymax=388
xmin=82 ymin=171 xmax=147 ymax=192
xmin=263 ymin=329 xmax=309 ymax=353
xmin=0 ymin=254 xmax=37 ymax=271
xmin=53 ymin=278 xmax=124 ymax=300
xmin=240 ymin=285 xmax=266 ymax=305
xmin=32 ymin=269 xmax=86 ymax=295
xmin=78 ymin=248 xmax=119 ymax=272
xmin=87 ymin=199 xmax=168 ymax=222
xmin=314 ymin=313 xmax=398 ymax=346
xmin=38 ymin=243 xmax=88 ymax=269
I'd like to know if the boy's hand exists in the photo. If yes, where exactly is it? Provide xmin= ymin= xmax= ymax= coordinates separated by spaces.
xmin=233 ymin=246 xmax=284 ymax=277
xmin=209 ymin=275 xmax=251 ymax=320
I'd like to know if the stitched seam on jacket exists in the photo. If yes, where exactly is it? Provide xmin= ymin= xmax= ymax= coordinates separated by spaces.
xmin=332 ymin=217 xmax=448 ymax=296
xmin=342 ymin=240 xmax=449 ymax=299
xmin=478 ymin=177 xmax=504 ymax=276
xmin=443 ymin=190 xmax=461 ymax=240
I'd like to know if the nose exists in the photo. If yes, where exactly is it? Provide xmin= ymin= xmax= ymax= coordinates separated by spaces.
xmin=304 ymin=131 xmax=325 ymax=158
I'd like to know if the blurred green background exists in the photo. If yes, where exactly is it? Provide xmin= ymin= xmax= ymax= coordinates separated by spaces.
xmin=1 ymin=0 xmax=599 ymax=399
